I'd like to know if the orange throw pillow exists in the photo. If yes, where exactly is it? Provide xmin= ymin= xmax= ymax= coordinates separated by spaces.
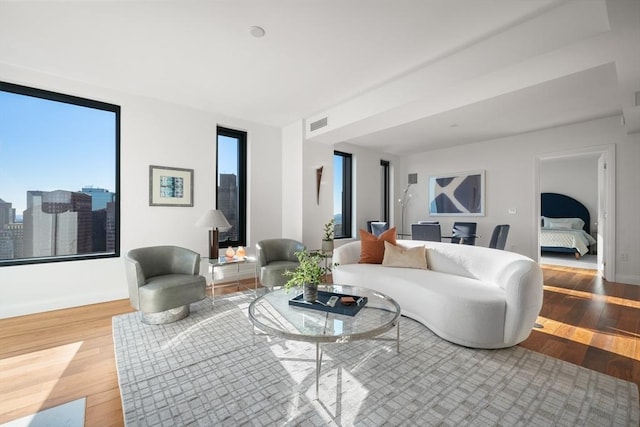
xmin=359 ymin=227 xmax=397 ymax=264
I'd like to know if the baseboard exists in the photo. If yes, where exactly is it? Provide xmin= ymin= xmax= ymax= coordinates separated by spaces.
xmin=0 ymin=289 xmax=128 ymax=319
xmin=614 ymin=273 xmax=640 ymax=286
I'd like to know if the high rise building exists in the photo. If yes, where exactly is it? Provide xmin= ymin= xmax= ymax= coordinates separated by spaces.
xmin=217 ymin=173 xmax=238 ymax=242
xmin=81 ymin=186 xmax=115 ymax=211
xmin=105 ymin=200 xmax=116 ymax=252
xmin=0 ymin=198 xmax=15 ymax=228
xmin=23 ymin=190 xmax=92 ymax=257
xmin=80 ymin=187 xmax=116 ymax=253
xmin=0 ymin=198 xmax=22 ymax=260
xmin=0 ymin=223 xmax=23 ymax=259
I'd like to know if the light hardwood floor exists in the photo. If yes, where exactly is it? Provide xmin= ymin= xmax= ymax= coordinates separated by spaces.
xmin=1 ymin=267 xmax=638 ymax=426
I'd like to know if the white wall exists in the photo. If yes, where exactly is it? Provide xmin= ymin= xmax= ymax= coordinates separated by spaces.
xmin=281 ymin=121 xmax=304 ymax=241
xmin=302 ymin=140 xmax=334 ymax=249
xmin=291 ymin=139 xmax=400 ymax=251
xmin=400 ymin=116 xmax=640 ymax=285
xmin=0 ymin=64 xmax=282 ymax=318
xmin=540 ymin=155 xmax=599 ymax=233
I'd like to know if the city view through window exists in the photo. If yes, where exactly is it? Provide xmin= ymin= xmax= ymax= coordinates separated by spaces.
xmin=0 ymin=83 xmax=120 ymax=265
xmin=216 ymin=127 xmax=246 ymax=248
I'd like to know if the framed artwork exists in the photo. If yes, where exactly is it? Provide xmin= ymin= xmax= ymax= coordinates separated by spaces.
xmin=429 ymin=170 xmax=485 ymax=216
xmin=149 ymin=165 xmax=194 ymax=207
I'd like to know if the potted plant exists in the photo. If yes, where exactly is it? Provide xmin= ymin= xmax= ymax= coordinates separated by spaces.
xmin=321 ymin=218 xmax=335 ymax=253
xmin=284 ymin=250 xmax=331 ymax=303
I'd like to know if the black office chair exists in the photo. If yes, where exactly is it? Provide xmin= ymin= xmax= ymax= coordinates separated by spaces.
xmin=370 ymin=221 xmax=389 ymax=237
xmin=411 ymin=223 xmax=441 ymax=242
xmin=489 ymin=224 xmax=510 ymax=250
xmin=451 ymin=222 xmax=477 ymax=245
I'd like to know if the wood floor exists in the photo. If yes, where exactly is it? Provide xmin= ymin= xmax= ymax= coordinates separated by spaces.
xmin=1 ymin=267 xmax=638 ymax=426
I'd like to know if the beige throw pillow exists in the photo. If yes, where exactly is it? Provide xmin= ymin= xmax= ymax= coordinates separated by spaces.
xmin=382 ymin=241 xmax=428 ymax=269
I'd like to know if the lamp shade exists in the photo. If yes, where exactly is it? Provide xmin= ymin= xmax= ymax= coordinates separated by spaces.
xmin=195 ymin=209 xmax=232 ymax=231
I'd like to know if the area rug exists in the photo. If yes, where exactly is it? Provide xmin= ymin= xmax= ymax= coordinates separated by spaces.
xmin=113 ymin=292 xmax=639 ymax=426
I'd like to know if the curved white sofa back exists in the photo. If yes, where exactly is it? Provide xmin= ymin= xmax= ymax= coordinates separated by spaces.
xmin=333 ymin=240 xmax=543 ymax=348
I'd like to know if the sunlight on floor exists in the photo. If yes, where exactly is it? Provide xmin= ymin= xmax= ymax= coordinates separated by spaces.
xmin=270 ymin=339 xmax=368 ymax=423
xmin=543 ymin=285 xmax=640 ymax=309
xmin=535 ymin=315 xmax=638 ymax=360
xmin=0 ymin=341 xmax=83 ymax=419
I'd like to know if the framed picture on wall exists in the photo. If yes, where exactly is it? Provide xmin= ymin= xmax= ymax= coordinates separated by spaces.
xmin=149 ymin=165 xmax=194 ymax=207
xmin=428 ymin=170 xmax=485 ymax=216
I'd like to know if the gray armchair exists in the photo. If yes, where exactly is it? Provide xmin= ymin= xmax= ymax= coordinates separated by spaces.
xmin=125 ymin=245 xmax=207 ymax=324
xmin=256 ymin=238 xmax=305 ymax=290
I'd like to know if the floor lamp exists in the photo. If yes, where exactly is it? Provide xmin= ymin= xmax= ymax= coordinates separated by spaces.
xmin=195 ymin=209 xmax=232 ymax=259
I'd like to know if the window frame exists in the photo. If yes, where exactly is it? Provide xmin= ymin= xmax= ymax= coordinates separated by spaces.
xmin=0 ymin=81 xmax=120 ymax=267
xmin=380 ymin=160 xmax=390 ymax=223
xmin=216 ymin=126 xmax=247 ymax=248
xmin=334 ymin=151 xmax=352 ymax=239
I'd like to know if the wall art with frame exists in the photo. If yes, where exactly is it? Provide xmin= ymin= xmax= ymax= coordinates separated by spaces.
xmin=428 ymin=170 xmax=485 ymax=216
xmin=149 ymin=165 xmax=194 ymax=207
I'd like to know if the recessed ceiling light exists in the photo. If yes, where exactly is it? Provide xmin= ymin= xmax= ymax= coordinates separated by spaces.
xmin=249 ymin=26 xmax=266 ymax=38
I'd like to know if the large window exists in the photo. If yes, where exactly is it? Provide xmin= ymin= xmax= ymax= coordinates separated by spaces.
xmin=216 ymin=126 xmax=247 ymax=248
xmin=333 ymin=151 xmax=352 ymax=239
xmin=0 ymin=82 xmax=120 ymax=266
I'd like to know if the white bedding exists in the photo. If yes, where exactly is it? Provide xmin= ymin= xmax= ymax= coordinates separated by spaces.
xmin=540 ymin=228 xmax=596 ymax=256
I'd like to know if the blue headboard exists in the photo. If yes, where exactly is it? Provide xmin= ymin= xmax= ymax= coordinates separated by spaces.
xmin=541 ymin=192 xmax=590 ymax=234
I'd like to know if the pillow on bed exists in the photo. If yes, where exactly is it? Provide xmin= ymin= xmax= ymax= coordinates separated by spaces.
xmin=548 ymin=221 xmax=573 ymax=230
xmin=543 ymin=217 xmax=584 ymax=230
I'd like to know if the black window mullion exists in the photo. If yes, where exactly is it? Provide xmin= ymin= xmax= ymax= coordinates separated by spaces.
xmin=216 ymin=126 xmax=247 ymax=248
xmin=381 ymin=160 xmax=390 ymax=222
xmin=334 ymin=151 xmax=352 ymax=239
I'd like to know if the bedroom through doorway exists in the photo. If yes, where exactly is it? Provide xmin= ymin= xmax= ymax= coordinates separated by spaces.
xmin=535 ymin=145 xmax=615 ymax=280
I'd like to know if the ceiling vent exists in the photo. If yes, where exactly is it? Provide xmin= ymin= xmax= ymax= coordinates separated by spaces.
xmin=309 ymin=117 xmax=328 ymax=132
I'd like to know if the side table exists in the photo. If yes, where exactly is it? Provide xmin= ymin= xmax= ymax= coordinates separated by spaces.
xmin=208 ymin=256 xmax=257 ymax=296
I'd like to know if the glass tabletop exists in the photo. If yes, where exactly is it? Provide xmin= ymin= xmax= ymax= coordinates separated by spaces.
xmin=209 ymin=256 xmax=255 ymax=266
xmin=248 ymin=284 xmax=400 ymax=344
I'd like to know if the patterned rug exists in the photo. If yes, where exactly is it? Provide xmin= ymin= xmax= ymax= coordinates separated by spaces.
xmin=113 ymin=292 xmax=639 ymax=426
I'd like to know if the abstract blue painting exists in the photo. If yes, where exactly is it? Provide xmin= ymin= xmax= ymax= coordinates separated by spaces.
xmin=429 ymin=171 xmax=485 ymax=216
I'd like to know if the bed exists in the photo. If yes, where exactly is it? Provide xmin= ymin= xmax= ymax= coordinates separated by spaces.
xmin=540 ymin=192 xmax=596 ymax=259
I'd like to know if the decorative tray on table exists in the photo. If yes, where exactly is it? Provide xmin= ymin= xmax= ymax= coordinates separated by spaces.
xmin=289 ymin=290 xmax=367 ymax=316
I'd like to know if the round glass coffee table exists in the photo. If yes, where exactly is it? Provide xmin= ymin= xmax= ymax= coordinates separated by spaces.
xmin=248 ymin=284 xmax=401 ymax=396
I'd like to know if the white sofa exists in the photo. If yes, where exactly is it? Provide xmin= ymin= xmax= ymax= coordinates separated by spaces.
xmin=332 ymin=240 xmax=543 ymax=349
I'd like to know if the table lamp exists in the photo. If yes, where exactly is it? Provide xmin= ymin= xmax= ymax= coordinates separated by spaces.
xmin=195 ymin=209 xmax=232 ymax=259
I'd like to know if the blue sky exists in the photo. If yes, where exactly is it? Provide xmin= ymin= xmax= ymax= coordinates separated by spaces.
xmin=217 ymin=135 xmax=238 ymax=177
xmin=0 ymin=90 xmax=116 ymax=214
xmin=333 ymin=154 xmax=342 ymax=215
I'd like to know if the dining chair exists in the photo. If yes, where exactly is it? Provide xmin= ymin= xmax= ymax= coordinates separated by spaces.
xmin=489 ymin=224 xmax=510 ymax=250
xmin=370 ymin=221 xmax=389 ymax=237
xmin=451 ymin=222 xmax=477 ymax=245
xmin=411 ymin=223 xmax=442 ymax=242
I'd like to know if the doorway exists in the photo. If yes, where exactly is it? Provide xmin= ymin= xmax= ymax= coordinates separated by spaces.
xmin=534 ymin=145 xmax=615 ymax=280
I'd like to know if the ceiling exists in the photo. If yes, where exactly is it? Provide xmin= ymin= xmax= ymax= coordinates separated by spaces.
xmin=1 ymin=0 xmax=638 ymax=155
